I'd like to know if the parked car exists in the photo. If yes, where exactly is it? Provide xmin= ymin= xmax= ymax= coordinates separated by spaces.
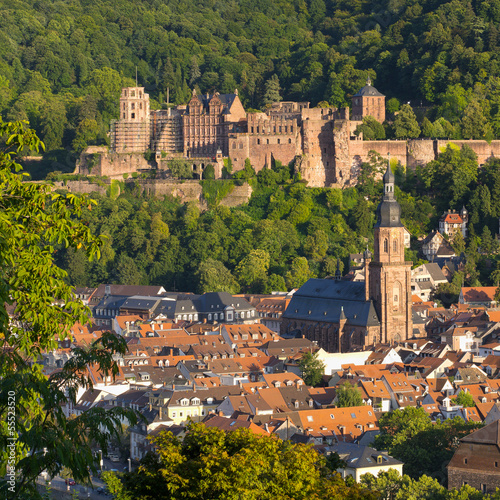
xmin=65 ymin=478 xmax=76 ymax=486
xmin=109 ymin=454 xmax=120 ymax=462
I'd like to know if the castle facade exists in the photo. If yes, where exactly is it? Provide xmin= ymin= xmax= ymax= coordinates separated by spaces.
xmin=102 ymin=83 xmax=500 ymax=187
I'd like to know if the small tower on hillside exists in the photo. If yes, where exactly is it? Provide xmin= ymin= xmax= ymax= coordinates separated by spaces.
xmin=351 ymin=78 xmax=386 ymax=123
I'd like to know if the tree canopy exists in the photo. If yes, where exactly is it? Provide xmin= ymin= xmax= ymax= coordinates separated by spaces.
xmin=110 ymin=422 xmax=376 ymax=500
xmin=0 ymin=120 xmax=138 ymax=498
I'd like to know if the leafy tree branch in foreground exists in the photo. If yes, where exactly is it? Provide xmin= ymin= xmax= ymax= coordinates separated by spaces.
xmin=0 ymin=119 xmax=139 ymax=499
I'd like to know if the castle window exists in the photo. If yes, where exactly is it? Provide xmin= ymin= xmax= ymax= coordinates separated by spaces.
xmin=290 ymin=126 xmax=294 ymax=132
xmin=131 ymin=113 xmax=135 ymax=119
xmin=384 ymin=239 xmax=388 ymax=252
xmin=251 ymin=127 xmax=254 ymax=133
xmin=267 ymin=139 xmax=269 ymax=144
xmin=131 ymin=103 xmax=135 ymax=110
xmin=393 ymin=240 xmax=398 ymax=252
xmin=131 ymin=91 xmax=135 ymax=97
xmin=289 ymin=138 xmax=292 ymax=144
xmin=123 ymin=113 xmax=126 ymax=119
xmin=277 ymin=139 xmax=280 ymax=144
xmin=257 ymin=139 xmax=260 ymax=145
xmin=279 ymin=126 xmax=282 ymax=132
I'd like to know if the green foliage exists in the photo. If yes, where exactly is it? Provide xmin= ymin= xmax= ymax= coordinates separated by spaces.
xmin=201 ymin=180 xmax=235 ymax=208
xmin=234 ymin=158 xmax=256 ymax=181
xmin=169 ymin=159 xmax=193 ymax=179
xmin=452 ymin=391 xmax=476 ymax=408
xmin=393 ymin=105 xmax=421 ymax=139
xmin=355 ymin=116 xmax=386 ymax=140
xmin=373 ymin=408 xmax=482 ymax=480
xmin=119 ymin=422 xmax=376 ymax=499
xmin=298 ymin=352 xmax=325 ymax=386
xmin=202 ymin=164 xmax=215 ymax=180
xmin=0 ymin=120 xmax=138 ymax=498
xmin=335 ymin=381 xmax=364 ymax=407
xmin=196 ymin=258 xmax=240 ymax=294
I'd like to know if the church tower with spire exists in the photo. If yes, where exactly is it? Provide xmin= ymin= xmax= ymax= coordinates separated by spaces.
xmin=368 ymin=159 xmax=413 ymax=344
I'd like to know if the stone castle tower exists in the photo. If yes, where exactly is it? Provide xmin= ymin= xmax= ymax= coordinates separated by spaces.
xmin=351 ymin=78 xmax=386 ymax=123
xmin=111 ymin=87 xmax=150 ymax=152
xmin=366 ymin=160 xmax=413 ymax=343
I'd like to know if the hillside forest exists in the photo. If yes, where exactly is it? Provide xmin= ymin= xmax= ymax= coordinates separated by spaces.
xmin=57 ymin=147 xmax=500 ymax=305
xmin=3 ymin=0 xmax=500 ymax=167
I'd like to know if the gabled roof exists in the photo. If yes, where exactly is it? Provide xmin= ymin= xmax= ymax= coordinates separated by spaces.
xmin=333 ymin=443 xmax=402 ymax=469
xmin=284 ymin=278 xmax=380 ymax=327
xmin=461 ymin=287 xmax=497 ymax=303
xmin=461 ymin=419 xmax=500 ymax=445
xmin=442 ymin=213 xmax=463 ymax=224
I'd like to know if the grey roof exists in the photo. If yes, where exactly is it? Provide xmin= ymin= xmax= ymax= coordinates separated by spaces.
xmin=283 ymin=279 xmax=380 ymax=327
xmin=196 ymin=292 xmax=254 ymax=312
xmin=425 ymin=263 xmax=448 ymax=283
xmin=353 ymin=80 xmax=384 ymax=97
xmin=332 ymin=443 xmax=402 ymax=469
xmin=191 ymin=92 xmax=238 ymax=113
xmin=121 ymin=296 xmax=162 ymax=310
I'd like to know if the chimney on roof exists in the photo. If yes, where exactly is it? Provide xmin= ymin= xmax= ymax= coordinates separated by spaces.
xmin=218 ymin=411 xmax=224 ymax=417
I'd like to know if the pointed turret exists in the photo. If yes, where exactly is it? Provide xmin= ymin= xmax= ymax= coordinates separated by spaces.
xmin=376 ymin=157 xmax=402 ymax=228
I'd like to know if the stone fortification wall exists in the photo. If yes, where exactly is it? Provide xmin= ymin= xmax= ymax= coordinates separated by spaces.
xmin=407 ymin=140 xmax=436 ymax=168
xmin=137 ymin=179 xmax=253 ymax=208
xmin=349 ymin=140 xmax=408 ymax=168
xmin=77 ymin=149 xmax=153 ymax=178
xmin=348 ymin=139 xmax=500 ymax=172
xmin=58 ymin=179 xmax=252 ymax=209
xmin=54 ymin=180 xmax=108 ymax=196
xmin=436 ymin=140 xmax=500 ymax=165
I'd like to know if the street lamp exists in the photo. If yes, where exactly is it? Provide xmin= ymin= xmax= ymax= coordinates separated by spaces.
xmin=128 ymin=457 xmax=132 ymax=473
xmin=98 ymin=449 xmax=103 ymax=471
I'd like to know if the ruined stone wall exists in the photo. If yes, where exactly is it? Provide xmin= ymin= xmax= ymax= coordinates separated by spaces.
xmin=62 ymin=179 xmax=252 ymax=209
xmin=77 ymin=150 xmax=153 ymax=178
xmin=300 ymin=117 xmax=336 ymax=187
xmin=349 ymin=140 xmax=408 ymax=170
xmin=407 ymin=140 xmax=436 ymax=168
xmin=236 ymin=114 xmax=300 ymax=173
xmin=436 ymin=140 xmax=500 ymax=165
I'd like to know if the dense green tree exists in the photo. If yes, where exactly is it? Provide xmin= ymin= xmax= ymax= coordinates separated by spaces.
xmin=169 ymin=159 xmax=194 ymax=179
xmin=298 ymin=351 xmax=325 ymax=386
xmin=335 ymin=381 xmax=364 ymax=407
xmin=235 ymin=249 xmax=270 ymax=293
xmin=355 ymin=116 xmax=386 ymax=140
xmin=374 ymin=408 xmax=481 ymax=479
xmin=113 ymin=422 xmax=376 ymax=499
xmin=393 ymin=104 xmax=421 ymax=139
xmin=196 ymin=258 xmax=240 ymax=294
xmin=0 ymin=120 xmax=137 ymax=499
xmin=285 ymin=256 xmax=314 ymax=289
xmin=263 ymin=74 xmax=282 ymax=107
xmin=452 ymin=391 xmax=475 ymax=407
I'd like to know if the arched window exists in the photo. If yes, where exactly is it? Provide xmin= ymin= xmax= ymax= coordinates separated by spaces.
xmin=383 ymin=239 xmax=388 ymax=253
xmin=393 ymin=239 xmax=398 ymax=252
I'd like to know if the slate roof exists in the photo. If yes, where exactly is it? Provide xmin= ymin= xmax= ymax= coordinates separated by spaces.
xmin=353 ymin=82 xmax=384 ymax=97
xmin=283 ymin=278 xmax=380 ymax=327
xmin=333 ymin=443 xmax=402 ymax=469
